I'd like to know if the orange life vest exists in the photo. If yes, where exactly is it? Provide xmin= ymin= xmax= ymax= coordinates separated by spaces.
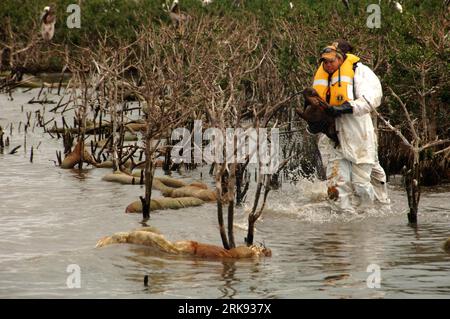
xmin=312 ymin=53 xmax=360 ymax=106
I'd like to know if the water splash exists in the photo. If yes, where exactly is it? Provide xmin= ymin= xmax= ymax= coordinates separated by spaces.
xmin=251 ymin=177 xmax=400 ymax=223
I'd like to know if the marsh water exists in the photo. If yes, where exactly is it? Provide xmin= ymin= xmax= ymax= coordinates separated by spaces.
xmin=0 ymin=88 xmax=449 ymax=299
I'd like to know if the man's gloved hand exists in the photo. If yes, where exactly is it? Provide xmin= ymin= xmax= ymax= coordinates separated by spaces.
xmin=325 ymin=102 xmax=353 ymax=117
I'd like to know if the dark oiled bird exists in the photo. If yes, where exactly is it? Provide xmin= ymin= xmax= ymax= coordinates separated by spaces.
xmin=297 ymin=88 xmax=339 ymax=147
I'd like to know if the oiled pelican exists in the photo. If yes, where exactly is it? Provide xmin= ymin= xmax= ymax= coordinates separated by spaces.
xmin=41 ymin=6 xmax=56 ymax=41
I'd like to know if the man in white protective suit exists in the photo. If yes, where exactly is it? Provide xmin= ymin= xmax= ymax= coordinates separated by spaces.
xmin=308 ymin=40 xmax=390 ymax=213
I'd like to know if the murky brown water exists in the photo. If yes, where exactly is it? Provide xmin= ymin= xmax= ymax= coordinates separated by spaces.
xmin=0 ymin=88 xmax=449 ymax=298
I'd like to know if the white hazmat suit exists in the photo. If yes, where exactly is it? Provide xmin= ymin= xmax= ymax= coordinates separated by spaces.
xmin=315 ymin=62 xmax=390 ymax=213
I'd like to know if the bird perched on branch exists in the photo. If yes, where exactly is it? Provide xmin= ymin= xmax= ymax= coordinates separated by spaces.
xmin=201 ymin=0 xmax=213 ymax=6
xmin=40 ymin=6 xmax=56 ymax=41
xmin=389 ymin=1 xmax=403 ymax=13
xmin=394 ymin=1 xmax=403 ymax=13
xmin=297 ymin=88 xmax=340 ymax=147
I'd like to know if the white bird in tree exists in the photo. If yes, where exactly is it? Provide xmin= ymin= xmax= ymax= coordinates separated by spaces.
xmin=394 ymin=1 xmax=403 ymax=13
xmin=201 ymin=0 xmax=213 ymax=6
xmin=41 ymin=6 xmax=56 ymax=41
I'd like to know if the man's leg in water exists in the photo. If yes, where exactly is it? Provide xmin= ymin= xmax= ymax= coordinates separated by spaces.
xmin=352 ymin=163 xmax=375 ymax=209
xmin=371 ymin=161 xmax=390 ymax=204
xmin=326 ymin=154 xmax=354 ymax=213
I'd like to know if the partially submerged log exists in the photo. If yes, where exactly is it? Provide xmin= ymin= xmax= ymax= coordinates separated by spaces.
xmin=16 ymin=78 xmax=55 ymax=89
xmin=167 ymin=185 xmax=216 ymax=202
xmin=104 ymin=172 xmax=209 ymax=190
xmin=101 ymin=171 xmax=216 ymax=201
xmin=96 ymin=159 xmax=133 ymax=169
xmin=48 ymin=123 xmax=110 ymax=135
xmin=97 ymin=230 xmax=179 ymax=254
xmin=125 ymin=122 xmax=147 ymax=133
xmin=130 ymin=173 xmax=188 ymax=187
xmin=132 ymin=159 xmax=165 ymax=169
xmin=189 ymin=181 xmax=208 ymax=190
xmin=102 ymin=171 xmax=141 ymax=184
xmin=152 ymin=177 xmax=177 ymax=193
xmin=0 ymin=72 xmax=70 ymax=89
xmin=155 ymin=175 xmax=188 ymax=188
xmin=102 ymin=172 xmax=185 ymax=187
xmin=125 ymin=197 xmax=204 ymax=213
xmin=96 ymin=229 xmax=271 ymax=259
xmin=61 ymin=140 xmax=98 ymax=169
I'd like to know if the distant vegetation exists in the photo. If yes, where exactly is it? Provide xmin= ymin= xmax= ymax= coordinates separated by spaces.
xmin=1 ymin=0 xmax=449 ymax=183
